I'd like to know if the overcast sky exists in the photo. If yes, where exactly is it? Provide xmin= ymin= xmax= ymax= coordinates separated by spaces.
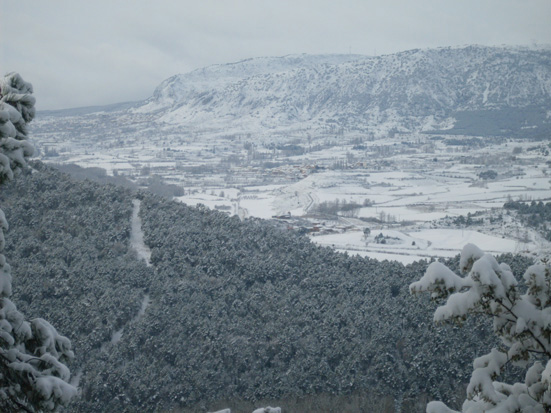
xmin=2 ymin=0 xmax=550 ymax=110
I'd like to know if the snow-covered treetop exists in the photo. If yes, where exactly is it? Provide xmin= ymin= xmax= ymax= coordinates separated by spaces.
xmin=411 ymin=244 xmax=551 ymax=412
xmin=0 ymin=72 xmax=35 ymax=183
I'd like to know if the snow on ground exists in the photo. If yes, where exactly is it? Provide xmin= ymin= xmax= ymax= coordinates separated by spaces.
xmin=409 ymin=229 xmax=520 ymax=253
xmin=311 ymin=228 xmax=529 ymax=264
xmin=240 ymin=196 xmax=277 ymax=220
xmin=130 ymin=199 xmax=152 ymax=266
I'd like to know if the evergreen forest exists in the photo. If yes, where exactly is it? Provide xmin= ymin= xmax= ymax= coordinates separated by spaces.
xmin=1 ymin=162 xmax=535 ymax=412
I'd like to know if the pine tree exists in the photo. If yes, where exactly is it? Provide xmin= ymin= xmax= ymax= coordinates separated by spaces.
xmin=411 ymin=244 xmax=551 ymax=412
xmin=0 ymin=73 xmax=76 ymax=411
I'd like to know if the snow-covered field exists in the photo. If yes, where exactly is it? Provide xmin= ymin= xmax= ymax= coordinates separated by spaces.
xmin=166 ymin=141 xmax=550 ymax=263
xmin=312 ymin=228 xmax=528 ymax=264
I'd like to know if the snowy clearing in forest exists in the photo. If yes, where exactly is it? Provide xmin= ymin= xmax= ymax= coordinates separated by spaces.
xmin=130 ymin=199 xmax=152 ymax=266
xmin=311 ymin=228 xmax=535 ymax=264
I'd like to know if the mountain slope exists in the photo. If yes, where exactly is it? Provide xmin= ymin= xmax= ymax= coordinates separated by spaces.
xmin=144 ymin=53 xmax=369 ymax=110
xmin=33 ymin=46 xmax=551 ymax=147
xmin=135 ymin=46 xmax=551 ymax=136
xmin=1 ymin=163 xmax=535 ymax=412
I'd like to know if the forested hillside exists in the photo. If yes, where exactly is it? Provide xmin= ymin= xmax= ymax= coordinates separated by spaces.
xmin=0 ymin=163 xmax=534 ymax=412
xmin=504 ymin=200 xmax=551 ymax=241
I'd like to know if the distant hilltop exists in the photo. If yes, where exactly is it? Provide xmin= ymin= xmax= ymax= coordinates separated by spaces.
xmin=40 ymin=46 xmax=551 ymax=138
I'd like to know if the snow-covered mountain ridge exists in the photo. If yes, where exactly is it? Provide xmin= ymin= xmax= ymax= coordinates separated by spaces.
xmin=147 ymin=53 xmax=369 ymax=107
xmin=132 ymin=45 xmax=551 ymax=135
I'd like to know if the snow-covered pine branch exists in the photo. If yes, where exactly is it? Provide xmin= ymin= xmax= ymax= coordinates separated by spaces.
xmin=0 ymin=73 xmax=77 ymax=411
xmin=410 ymin=243 xmax=551 ymax=412
xmin=0 ymin=73 xmax=35 ymax=184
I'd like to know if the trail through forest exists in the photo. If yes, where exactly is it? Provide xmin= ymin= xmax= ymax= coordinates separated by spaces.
xmin=130 ymin=199 xmax=152 ymax=266
xmin=102 ymin=199 xmax=153 ymax=350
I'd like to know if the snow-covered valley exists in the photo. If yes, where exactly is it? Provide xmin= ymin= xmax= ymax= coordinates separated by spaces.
xmin=31 ymin=122 xmax=551 ymax=263
xmin=30 ymin=46 xmax=551 ymax=264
